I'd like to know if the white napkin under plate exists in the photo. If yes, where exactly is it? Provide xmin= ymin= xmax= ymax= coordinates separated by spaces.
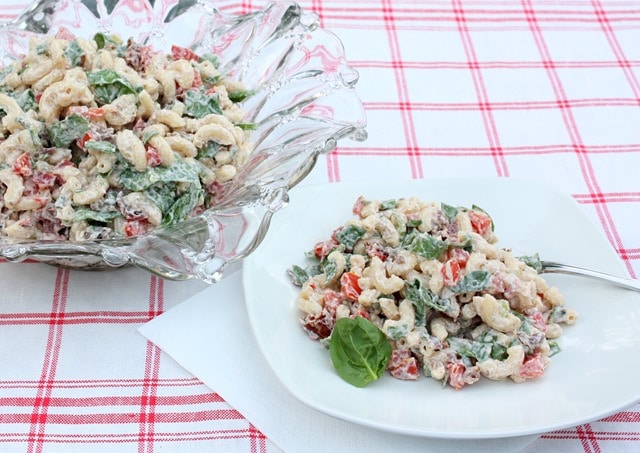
xmin=139 ymin=269 xmax=539 ymax=452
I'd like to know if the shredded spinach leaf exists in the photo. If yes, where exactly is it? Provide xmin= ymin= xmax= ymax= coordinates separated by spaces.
xmin=64 ymin=40 xmax=85 ymax=67
xmin=335 ymin=224 xmax=365 ymax=250
xmin=47 ymin=113 xmax=90 ymax=148
xmin=184 ymin=89 xmax=222 ymax=118
xmin=87 ymin=69 xmax=137 ymax=105
xmin=451 ymin=270 xmax=492 ymax=294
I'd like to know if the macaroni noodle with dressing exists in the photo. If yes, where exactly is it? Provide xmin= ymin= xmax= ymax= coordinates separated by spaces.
xmin=289 ymin=196 xmax=577 ymax=389
xmin=0 ymin=29 xmax=253 ymax=241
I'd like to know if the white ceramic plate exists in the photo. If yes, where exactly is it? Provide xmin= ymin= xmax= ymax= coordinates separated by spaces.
xmin=242 ymin=178 xmax=640 ymax=439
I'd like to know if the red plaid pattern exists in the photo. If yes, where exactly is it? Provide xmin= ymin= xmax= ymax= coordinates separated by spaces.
xmin=1 ymin=0 xmax=639 ymax=451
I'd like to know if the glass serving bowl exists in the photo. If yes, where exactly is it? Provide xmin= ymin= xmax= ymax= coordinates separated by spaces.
xmin=0 ymin=0 xmax=367 ymax=283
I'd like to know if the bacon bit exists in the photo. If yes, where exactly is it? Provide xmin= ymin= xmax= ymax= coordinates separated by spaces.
xmin=302 ymin=313 xmax=333 ymax=340
xmin=13 ymin=152 xmax=33 ymax=177
xmin=340 ymin=272 xmax=362 ymax=301
xmin=365 ymin=242 xmax=388 ymax=261
xmin=388 ymin=349 xmax=420 ymax=380
xmin=34 ymin=196 xmax=50 ymax=208
xmin=132 ymin=118 xmax=147 ymax=134
xmin=205 ymin=86 xmax=217 ymax=95
xmin=171 ymin=45 xmax=200 ymax=62
xmin=490 ymin=273 xmax=506 ymax=293
xmin=145 ymin=146 xmax=162 ymax=167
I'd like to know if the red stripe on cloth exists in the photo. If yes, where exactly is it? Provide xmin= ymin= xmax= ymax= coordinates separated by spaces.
xmin=452 ymin=0 xmax=509 ymax=177
xmin=521 ymin=0 xmax=632 ymax=277
xmin=1 ymin=409 xmax=245 ymax=425
xmin=603 ymin=411 xmax=640 ymax=423
xmin=0 ymin=393 xmax=226 ymax=408
xmin=365 ymin=98 xmax=640 ymax=112
xmin=138 ymin=276 xmax=164 ymax=453
xmin=591 ymin=0 xmax=640 ymax=104
xmin=354 ymin=59 xmax=640 ymax=70
xmin=0 ymin=377 xmax=206 ymax=389
xmin=338 ymin=143 xmax=640 ymax=156
xmin=248 ymin=423 xmax=269 ymax=453
xmin=27 ymin=268 xmax=70 ymax=453
xmin=381 ymin=0 xmax=423 ymax=179
xmin=576 ymin=423 xmax=602 ymax=453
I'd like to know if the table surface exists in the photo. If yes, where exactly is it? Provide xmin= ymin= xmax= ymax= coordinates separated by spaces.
xmin=1 ymin=0 xmax=639 ymax=451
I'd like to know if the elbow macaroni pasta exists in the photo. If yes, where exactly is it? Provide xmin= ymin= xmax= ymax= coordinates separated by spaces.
xmin=290 ymin=195 xmax=577 ymax=389
xmin=0 ymin=30 xmax=254 ymax=241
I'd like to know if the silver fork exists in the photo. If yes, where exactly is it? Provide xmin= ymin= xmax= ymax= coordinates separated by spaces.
xmin=541 ymin=261 xmax=640 ymax=292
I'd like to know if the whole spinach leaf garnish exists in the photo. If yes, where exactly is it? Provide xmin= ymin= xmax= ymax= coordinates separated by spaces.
xmin=329 ymin=317 xmax=392 ymax=388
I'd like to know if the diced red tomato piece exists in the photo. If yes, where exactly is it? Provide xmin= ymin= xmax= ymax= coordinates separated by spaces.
xmin=322 ymin=290 xmax=343 ymax=317
xmin=518 ymin=352 xmax=546 ymax=379
xmin=447 ymin=362 xmax=467 ymax=390
xmin=447 ymin=247 xmax=469 ymax=267
xmin=313 ymin=238 xmax=338 ymax=260
xmin=86 ymin=107 xmax=105 ymax=121
xmin=192 ymin=67 xmax=202 ymax=88
xmin=12 ymin=152 xmax=32 ymax=177
xmin=145 ymin=146 xmax=162 ymax=167
xmin=77 ymin=132 xmax=93 ymax=149
xmin=388 ymin=349 xmax=419 ymax=380
xmin=352 ymin=195 xmax=366 ymax=217
xmin=441 ymin=259 xmax=461 ymax=286
xmin=350 ymin=305 xmax=370 ymax=319
xmin=528 ymin=310 xmax=547 ymax=333
xmin=67 ymin=106 xmax=105 ymax=121
xmin=55 ymin=27 xmax=75 ymax=41
xmin=123 ymin=219 xmax=149 ymax=237
xmin=340 ymin=272 xmax=362 ymax=301
xmin=171 ymin=45 xmax=199 ymax=62
xmin=469 ymin=210 xmax=492 ymax=236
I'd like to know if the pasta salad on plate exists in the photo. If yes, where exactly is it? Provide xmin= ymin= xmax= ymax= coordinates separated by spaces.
xmin=289 ymin=196 xmax=577 ymax=389
xmin=0 ymin=30 xmax=253 ymax=241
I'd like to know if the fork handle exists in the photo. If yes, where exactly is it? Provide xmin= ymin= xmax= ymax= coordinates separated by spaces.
xmin=541 ymin=261 xmax=640 ymax=292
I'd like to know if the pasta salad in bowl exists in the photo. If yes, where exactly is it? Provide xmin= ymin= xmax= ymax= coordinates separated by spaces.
xmin=0 ymin=0 xmax=366 ymax=282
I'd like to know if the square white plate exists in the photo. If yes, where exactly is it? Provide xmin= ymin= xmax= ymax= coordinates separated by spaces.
xmin=243 ymin=178 xmax=640 ymax=439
